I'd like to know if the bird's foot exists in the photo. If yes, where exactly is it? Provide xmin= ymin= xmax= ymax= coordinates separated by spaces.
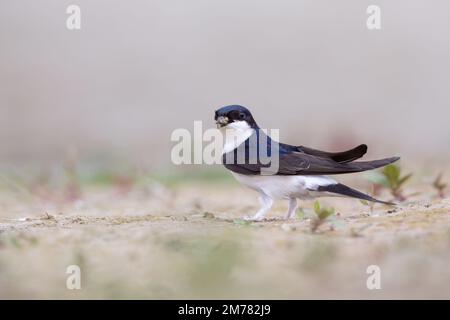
xmin=284 ymin=198 xmax=298 ymax=220
xmin=284 ymin=211 xmax=298 ymax=220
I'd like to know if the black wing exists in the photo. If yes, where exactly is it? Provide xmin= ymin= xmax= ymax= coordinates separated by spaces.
xmin=293 ymin=144 xmax=368 ymax=163
xmin=223 ymin=150 xmax=399 ymax=176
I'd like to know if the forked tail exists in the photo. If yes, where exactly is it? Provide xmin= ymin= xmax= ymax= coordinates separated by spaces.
xmin=317 ymin=183 xmax=395 ymax=205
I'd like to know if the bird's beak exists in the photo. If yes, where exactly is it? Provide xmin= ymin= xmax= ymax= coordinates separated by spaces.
xmin=216 ymin=116 xmax=229 ymax=128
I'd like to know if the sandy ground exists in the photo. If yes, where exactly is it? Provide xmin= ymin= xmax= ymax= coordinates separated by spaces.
xmin=1 ymin=172 xmax=450 ymax=299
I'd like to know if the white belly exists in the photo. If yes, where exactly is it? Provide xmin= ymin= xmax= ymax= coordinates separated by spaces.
xmin=231 ymin=172 xmax=336 ymax=200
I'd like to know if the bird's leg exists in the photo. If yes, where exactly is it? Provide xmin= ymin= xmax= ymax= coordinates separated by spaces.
xmin=285 ymin=198 xmax=298 ymax=219
xmin=245 ymin=194 xmax=273 ymax=221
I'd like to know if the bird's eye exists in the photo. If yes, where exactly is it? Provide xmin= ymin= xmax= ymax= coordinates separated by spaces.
xmin=239 ymin=112 xmax=246 ymax=119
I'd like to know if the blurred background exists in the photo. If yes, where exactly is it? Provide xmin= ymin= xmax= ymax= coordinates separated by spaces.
xmin=1 ymin=0 xmax=450 ymax=176
xmin=2 ymin=0 xmax=450 ymax=300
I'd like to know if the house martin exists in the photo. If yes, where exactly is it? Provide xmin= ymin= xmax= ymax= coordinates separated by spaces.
xmin=215 ymin=105 xmax=399 ymax=221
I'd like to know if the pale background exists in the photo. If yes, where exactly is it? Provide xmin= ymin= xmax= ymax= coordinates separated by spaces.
xmin=1 ymin=1 xmax=450 ymax=300
xmin=1 ymin=0 xmax=449 ymax=170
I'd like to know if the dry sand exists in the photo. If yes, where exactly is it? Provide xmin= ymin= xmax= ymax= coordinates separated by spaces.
xmin=1 ymin=173 xmax=450 ymax=299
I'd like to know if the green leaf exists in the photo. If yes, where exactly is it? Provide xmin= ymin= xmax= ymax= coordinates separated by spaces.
xmin=383 ymin=165 xmax=401 ymax=187
xmin=313 ymin=201 xmax=321 ymax=214
xmin=318 ymin=207 xmax=335 ymax=220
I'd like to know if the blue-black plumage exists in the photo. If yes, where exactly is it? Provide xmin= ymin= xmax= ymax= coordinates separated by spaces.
xmin=215 ymin=105 xmax=399 ymax=220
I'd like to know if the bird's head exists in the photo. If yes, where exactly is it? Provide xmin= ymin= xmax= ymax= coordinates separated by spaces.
xmin=214 ymin=105 xmax=257 ymax=130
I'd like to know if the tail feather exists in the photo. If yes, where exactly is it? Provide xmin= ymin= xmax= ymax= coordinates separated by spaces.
xmin=318 ymin=183 xmax=395 ymax=205
xmin=342 ymin=156 xmax=400 ymax=173
xmin=297 ymin=144 xmax=368 ymax=163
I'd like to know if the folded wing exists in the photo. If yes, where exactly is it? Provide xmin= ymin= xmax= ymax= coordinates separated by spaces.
xmin=278 ymin=152 xmax=399 ymax=175
xmin=294 ymin=144 xmax=368 ymax=163
xmin=223 ymin=149 xmax=399 ymax=176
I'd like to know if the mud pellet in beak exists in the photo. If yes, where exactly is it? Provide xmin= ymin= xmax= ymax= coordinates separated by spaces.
xmin=216 ymin=116 xmax=229 ymax=128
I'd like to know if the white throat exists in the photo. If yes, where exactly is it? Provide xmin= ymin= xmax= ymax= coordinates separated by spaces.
xmin=220 ymin=120 xmax=254 ymax=154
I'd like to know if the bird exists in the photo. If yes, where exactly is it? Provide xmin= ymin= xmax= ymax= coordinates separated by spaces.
xmin=214 ymin=105 xmax=400 ymax=221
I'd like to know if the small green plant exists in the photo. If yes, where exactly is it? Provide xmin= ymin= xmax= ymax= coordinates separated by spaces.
xmin=433 ymin=173 xmax=447 ymax=199
xmin=359 ymin=199 xmax=374 ymax=214
xmin=310 ymin=200 xmax=335 ymax=232
xmin=365 ymin=164 xmax=412 ymax=201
